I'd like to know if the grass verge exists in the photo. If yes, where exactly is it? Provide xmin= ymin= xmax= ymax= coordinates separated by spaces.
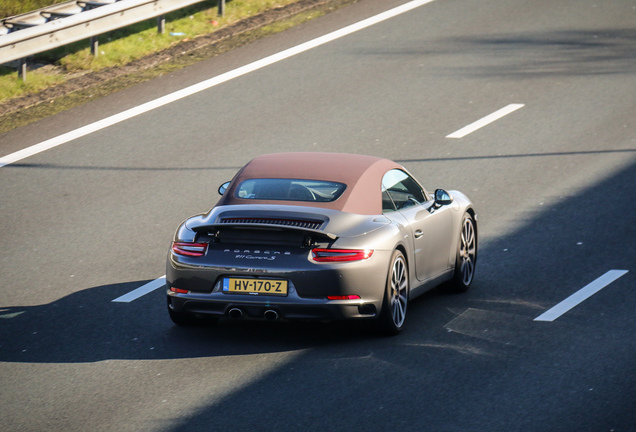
xmin=1 ymin=0 xmax=66 ymax=19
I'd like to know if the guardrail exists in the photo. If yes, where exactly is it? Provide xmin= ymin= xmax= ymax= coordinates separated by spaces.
xmin=0 ymin=0 xmax=226 ymax=81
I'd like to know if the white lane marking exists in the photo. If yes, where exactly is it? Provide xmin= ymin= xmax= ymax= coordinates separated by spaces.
xmin=446 ymin=103 xmax=525 ymax=138
xmin=112 ymin=276 xmax=166 ymax=303
xmin=0 ymin=0 xmax=435 ymax=168
xmin=534 ymin=270 xmax=629 ymax=322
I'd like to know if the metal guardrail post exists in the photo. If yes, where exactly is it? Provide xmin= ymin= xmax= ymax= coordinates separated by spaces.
xmin=90 ymin=36 xmax=99 ymax=56
xmin=157 ymin=15 xmax=166 ymax=34
xmin=18 ymin=58 xmax=27 ymax=83
xmin=218 ymin=0 xmax=225 ymax=17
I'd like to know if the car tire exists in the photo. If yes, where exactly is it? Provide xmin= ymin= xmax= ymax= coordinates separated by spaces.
xmin=445 ymin=213 xmax=477 ymax=293
xmin=377 ymin=249 xmax=409 ymax=336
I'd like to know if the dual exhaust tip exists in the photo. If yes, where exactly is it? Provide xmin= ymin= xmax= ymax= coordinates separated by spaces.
xmin=228 ymin=307 xmax=279 ymax=321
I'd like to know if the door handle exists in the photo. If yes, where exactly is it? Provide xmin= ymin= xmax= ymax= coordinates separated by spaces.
xmin=414 ymin=230 xmax=424 ymax=239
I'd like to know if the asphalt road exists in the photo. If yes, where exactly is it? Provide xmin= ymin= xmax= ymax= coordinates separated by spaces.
xmin=1 ymin=0 xmax=635 ymax=431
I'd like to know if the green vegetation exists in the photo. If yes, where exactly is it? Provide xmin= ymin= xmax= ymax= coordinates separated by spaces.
xmin=1 ymin=0 xmax=66 ymax=19
xmin=0 ymin=65 xmax=65 ymax=99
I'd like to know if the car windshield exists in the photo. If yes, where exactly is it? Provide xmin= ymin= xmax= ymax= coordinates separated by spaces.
xmin=236 ymin=179 xmax=347 ymax=202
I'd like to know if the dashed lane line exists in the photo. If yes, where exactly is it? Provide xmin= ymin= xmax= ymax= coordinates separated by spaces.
xmin=446 ymin=104 xmax=525 ymax=139
xmin=112 ymin=276 xmax=166 ymax=303
xmin=534 ymin=270 xmax=629 ymax=322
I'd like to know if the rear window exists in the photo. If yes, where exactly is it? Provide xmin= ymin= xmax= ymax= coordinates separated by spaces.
xmin=236 ymin=179 xmax=346 ymax=202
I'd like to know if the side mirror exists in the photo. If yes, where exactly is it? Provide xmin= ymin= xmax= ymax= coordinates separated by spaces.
xmin=434 ymin=189 xmax=453 ymax=206
xmin=218 ymin=181 xmax=230 ymax=196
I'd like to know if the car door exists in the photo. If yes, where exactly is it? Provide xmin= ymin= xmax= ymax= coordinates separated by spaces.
xmin=382 ymin=169 xmax=453 ymax=283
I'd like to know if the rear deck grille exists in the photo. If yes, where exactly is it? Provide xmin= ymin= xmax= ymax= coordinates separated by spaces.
xmin=219 ymin=217 xmax=323 ymax=230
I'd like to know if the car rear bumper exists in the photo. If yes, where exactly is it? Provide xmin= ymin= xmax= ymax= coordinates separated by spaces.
xmin=167 ymin=288 xmax=381 ymax=322
xmin=166 ymin=248 xmax=391 ymax=321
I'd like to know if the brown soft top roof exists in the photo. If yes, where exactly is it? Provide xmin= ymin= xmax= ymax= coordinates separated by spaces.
xmin=216 ymin=152 xmax=404 ymax=215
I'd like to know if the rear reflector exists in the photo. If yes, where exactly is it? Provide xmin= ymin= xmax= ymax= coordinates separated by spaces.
xmin=327 ymin=295 xmax=361 ymax=300
xmin=172 ymin=242 xmax=208 ymax=257
xmin=311 ymin=248 xmax=373 ymax=262
xmin=170 ymin=287 xmax=189 ymax=294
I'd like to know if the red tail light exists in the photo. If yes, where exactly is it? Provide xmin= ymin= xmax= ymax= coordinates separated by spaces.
xmin=311 ymin=248 xmax=373 ymax=262
xmin=170 ymin=287 xmax=189 ymax=294
xmin=172 ymin=242 xmax=208 ymax=257
xmin=327 ymin=295 xmax=361 ymax=300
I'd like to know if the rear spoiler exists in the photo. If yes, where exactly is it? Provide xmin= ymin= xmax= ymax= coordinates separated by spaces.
xmin=186 ymin=210 xmax=338 ymax=240
xmin=192 ymin=221 xmax=338 ymax=241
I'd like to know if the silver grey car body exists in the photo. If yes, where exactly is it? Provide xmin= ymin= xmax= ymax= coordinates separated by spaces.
xmin=166 ymin=152 xmax=477 ymax=334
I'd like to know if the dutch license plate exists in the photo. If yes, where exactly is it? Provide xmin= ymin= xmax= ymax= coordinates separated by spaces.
xmin=223 ymin=278 xmax=288 ymax=296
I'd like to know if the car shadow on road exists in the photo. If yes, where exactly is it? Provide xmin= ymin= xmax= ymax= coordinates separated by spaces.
xmin=0 ymin=268 xmax=478 ymax=364
xmin=1 ymin=278 xmax=431 ymax=363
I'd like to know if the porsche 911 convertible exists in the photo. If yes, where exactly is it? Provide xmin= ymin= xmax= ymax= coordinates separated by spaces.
xmin=166 ymin=152 xmax=477 ymax=334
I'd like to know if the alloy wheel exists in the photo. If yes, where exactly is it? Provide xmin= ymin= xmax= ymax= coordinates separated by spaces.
xmin=458 ymin=216 xmax=476 ymax=286
xmin=390 ymin=255 xmax=408 ymax=328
